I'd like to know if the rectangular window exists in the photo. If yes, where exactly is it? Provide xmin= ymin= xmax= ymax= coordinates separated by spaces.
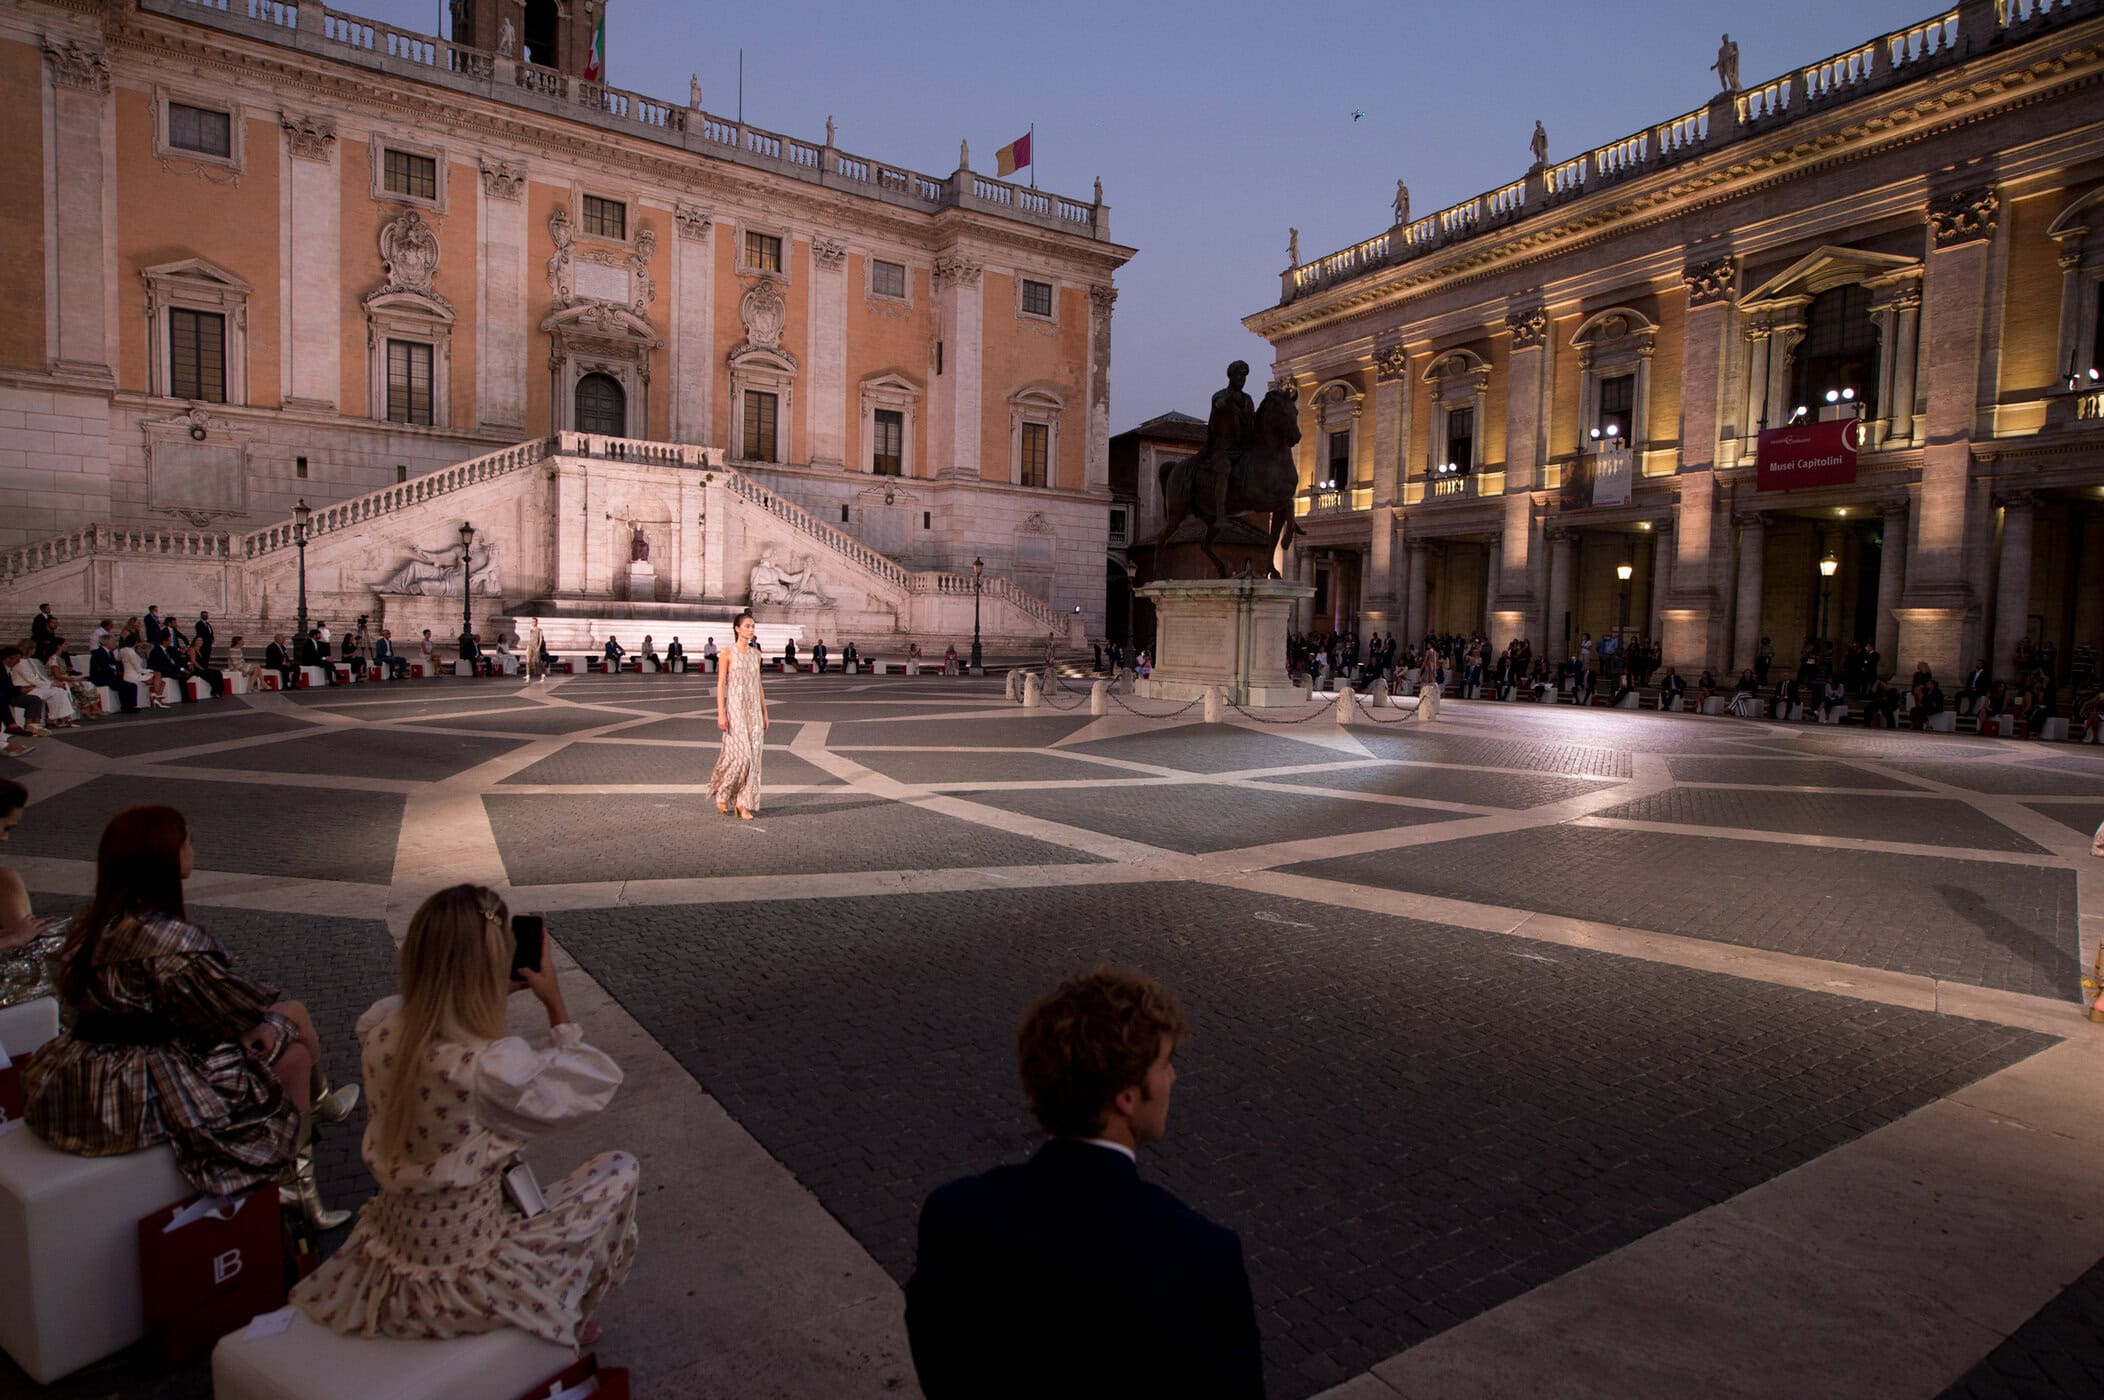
xmin=872 ymin=409 xmax=904 ymax=476
xmin=871 ymin=259 xmax=906 ymax=299
xmin=743 ymin=390 xmax=779 ymax=462
xmin=1109 ymin=506 xmax=1129 ymax=544
xmin=1597 ymin=375 xmax=1635 ymax=441
xmin=1326 ymin=431 xmax=1350 ymax=487
xmin=1020 ymin=278 xmax=1054 ymax=318
xmin=168 ymin=308 xmax=226 ymax=403
xmin=744 ymin=231 xmax=783 ymax=273
xmin=581 ymin=195 xmax=626 ymax=240
xmin=1445 ymin=406 xmax=1474 ymax=473
xmin=168 ymin=102 xmax=232 ymax=158
xmin=1020 ymin=422 xmax=1050 ymax=488
xmin=382 ymin=148 xmax=438 ymax=201
xmin=386 ymin=340 xmax=434 ymax=425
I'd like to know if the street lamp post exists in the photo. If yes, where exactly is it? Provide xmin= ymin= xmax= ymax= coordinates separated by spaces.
xmin=1615 ymin=561 xmax=1633 ymax=676
xmin=292 ymin=498 xmax=312 ymax=639
xmin=1817 ymin=551 xmax=1839 ymax=652
xmin=970 ymin=556 xmax=984 ymax=675
xmin=458 ymin=521 xmax=476 ymax=651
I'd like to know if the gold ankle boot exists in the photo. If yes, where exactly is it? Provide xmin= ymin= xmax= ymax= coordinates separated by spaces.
xmin=278 ymin=1110 xmax=353 ymax=1232
xmin=311 ymin=1062 xmax=361 ymax=1125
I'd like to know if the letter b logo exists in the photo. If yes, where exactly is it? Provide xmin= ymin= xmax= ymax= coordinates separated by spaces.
xmin=212 ymin=1249 xmax=243 ymax=1284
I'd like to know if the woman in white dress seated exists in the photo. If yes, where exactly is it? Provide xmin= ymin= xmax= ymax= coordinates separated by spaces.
xmin=292 ymin=884 xmax=639 ymax=1348
xmin=6 ymin=643 xmax=76 ymax=726
xmin=121 ymin=639 xmax=169 ymax=709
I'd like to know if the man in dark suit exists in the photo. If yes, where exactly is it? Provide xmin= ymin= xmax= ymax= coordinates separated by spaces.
xmin=665 ymin=637 xmax=686 ymax=674
xmin=143 ymin=605 xmax=165 ymax=647
xmin=905 ymin=967 xmax=1262 ymax=1399
xmin=148 ymin=635 xmax=192 ymax=700
xmin=88 ymin=639 xmax=138 ymax=712
xmin=193 ymin=610 xmax=215 ymax=666
xmin=264 ymin=634 xmax=297 ymax=690
xmin=29 ymin=604 xmax=57 ymax=653
xmin=374 ymin=630 xmax=408 ymax=680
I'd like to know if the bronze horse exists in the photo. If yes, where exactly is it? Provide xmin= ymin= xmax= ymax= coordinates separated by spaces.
xmin=1153 ymin=386 xmax=1302 ymax=578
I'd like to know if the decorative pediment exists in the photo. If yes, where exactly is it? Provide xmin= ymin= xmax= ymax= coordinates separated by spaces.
xmin=540 ymin=301 xmax=663 ymax=350
xmin=1422 ymin=348 xmax=1489 ymax=385
xmin=1009 ymin=384 xmax=1065 ymax=412
xmin=1312 ymin=378 xmax=1362 ymax=411
xmin=726 ymin=343 xmax=796 ymax=374
xmin=362 ymin=287 xmax=455 ymax=325
xmin=1571 ymin=306 xmax=1658 ymax=348
xmin=1739 ymin=245 xmax=1919 ymax=308
xmin=860 ymin=369 xmax=922 ymax=398
xmin=140 ymin=257 xmax=252 ymax=301
xmin=2046 ymin=185 xmax=2104 ymax=245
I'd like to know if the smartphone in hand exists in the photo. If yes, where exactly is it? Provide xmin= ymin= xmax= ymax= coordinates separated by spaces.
xmin=509 ymin=914 xmax=545 ymax=979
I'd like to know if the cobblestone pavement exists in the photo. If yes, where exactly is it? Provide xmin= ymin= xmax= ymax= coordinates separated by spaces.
xmin=4 ymin=673 xmax=2099 ymax=1400
xmin=1938 ymin=1254 xmax=2104 ymax=1400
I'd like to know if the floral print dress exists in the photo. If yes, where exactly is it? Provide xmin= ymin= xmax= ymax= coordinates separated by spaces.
xmin=291 ymin=996 xmax=639 ymax=1348
xmin=705 ymin=642 xmax=766 ymax=814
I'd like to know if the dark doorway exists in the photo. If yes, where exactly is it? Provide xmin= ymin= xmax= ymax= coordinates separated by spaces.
xmin=1106 ymin=558 xmax=1132 ymax=647
xmin=523 ymin=0 xmax=559 ymax=67
xmin=575 ymin=373 xmax=625 ymax=435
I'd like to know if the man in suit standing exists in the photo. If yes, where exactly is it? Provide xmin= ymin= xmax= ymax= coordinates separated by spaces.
xmin=905 ymin=966 xmax=1262 ymax=1399
xmin=193 ymin=610 xmax=215 ymax=666
xmin=143 ymin=605 xmax=165 ymax=647
xmin=29 ymin=604 xmax=58 ymax=654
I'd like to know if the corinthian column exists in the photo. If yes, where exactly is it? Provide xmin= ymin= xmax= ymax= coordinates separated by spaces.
xmin=1731 ymin=511 xmax=1765 ymax=672
xmin=1992 ymin=491 xmax=2034 ymax=679
xmin=42 ymin=39 xmax=113 ymax=383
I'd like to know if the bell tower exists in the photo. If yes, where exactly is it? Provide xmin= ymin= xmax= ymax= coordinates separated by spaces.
xmin=450 ymin=0 xmax=606 ymax=79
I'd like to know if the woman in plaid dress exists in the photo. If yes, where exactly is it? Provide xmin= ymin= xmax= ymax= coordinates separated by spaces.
xmin=23 ymin=806 xmax=359 ymax=1216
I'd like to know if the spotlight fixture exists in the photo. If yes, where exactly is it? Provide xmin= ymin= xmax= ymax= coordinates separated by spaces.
xmin=1616 ymin=562 xmax=1634 ymax=581
xmin=1819 ymin=553 xmax=1839 ymax=578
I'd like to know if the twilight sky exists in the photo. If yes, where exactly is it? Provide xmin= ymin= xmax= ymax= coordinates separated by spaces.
xmin=368 ymin=0 xmax=1933 ymax=432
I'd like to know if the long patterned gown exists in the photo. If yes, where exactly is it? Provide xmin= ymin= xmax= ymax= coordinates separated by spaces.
xmin=706 ymin=642 xmax=766 ymax=813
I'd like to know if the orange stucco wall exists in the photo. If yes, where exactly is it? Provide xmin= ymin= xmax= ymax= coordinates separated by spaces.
xmin=338 ymin=148 xmax=479 ymax=423
xmin=116 ymin=91 xmax=282 ymax=400
xmin=977 ymin=272 xmax=1086 ymax=487
xmin=0 ymin=42 xmax=47 ymax=371
xmin=842 ymin=256 xmax=934 ymax=475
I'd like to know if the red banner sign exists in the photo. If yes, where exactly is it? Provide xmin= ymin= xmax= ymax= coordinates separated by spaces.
xmin=1757 ymin=420 xmax=1860 ymax=492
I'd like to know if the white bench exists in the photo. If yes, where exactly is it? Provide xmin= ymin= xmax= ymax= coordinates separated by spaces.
xmin=331 ymin=663 xmax=356 ymax=685
xmin=96 ymin=685 xmax=123 ymax=714
xmin=212 ymin=1309 xmax=570 ymax=1400
xmin=298 ymin=666 xmax=329 ymax=689
xmin=223 ymin=674 xmax=249 ymax=696
xmin=1926 ymin=711 xmax=1956 ymax=733
xmin=1615 ymin=690 xmax=1640 ymax=709
xmin=2042 ymin=716 xmax=2069 ymax=742
xmin=185 ymin=676 xmax=212 ymax=702
xmin=453 ymin=660 xmax=476 ymax=677
xmin=1702 ymin=695 xmax=1729 ymax=716
xmin=0 ymin=1001 xmax=194 ymax=1384
xmin=258 ymin=671 xmax=283 ymax=691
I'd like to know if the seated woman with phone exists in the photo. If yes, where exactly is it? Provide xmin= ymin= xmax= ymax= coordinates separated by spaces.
xmin=292 ymin=885 xmax=640 ymax=1348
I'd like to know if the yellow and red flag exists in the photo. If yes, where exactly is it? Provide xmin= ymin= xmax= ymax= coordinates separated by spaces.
xmin=995 ymin=131 xmax=1032 ymax=177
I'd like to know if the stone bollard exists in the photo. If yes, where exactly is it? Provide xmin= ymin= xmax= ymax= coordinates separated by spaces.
xmin=1203 ymin=686 xmax=1223 ymax=723
xmin=1090 ymin=680 xmax=1107 ymax=716
xmin=1004 ymin=669 xmax=1022 ymax=702
xmin=1417 ymin=682 xmax=1442 ymax=723
xmin=1022 ymin=673 xmax=1042 ymax=709
xmin=1370 ymin=676 xmax=1389 ymax=704
xmin=1335 ymin=685 xmax=1355 ymax=725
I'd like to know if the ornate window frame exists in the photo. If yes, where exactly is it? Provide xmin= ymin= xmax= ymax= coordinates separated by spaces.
xmin=151 ymin=85 xmax=244 ymax=178
xmin=1015 ymin=273 xmax=1060 ymax=328
xmin=729 ymin=347 xmax=797 ymax=464
xmin=365 ymin=291 xmax=455 ymax=428
xmin=1310 ymin=378 xmax=1363 ymax=492
xmin=859 ymin=370 xmax=921 ymax=477
xmin=866 ymin=255 xmax=912 ymax=307
xmin=2048 ymin=186 xmax=2104 ymax=380
xmin=369 ymin=132 xmax=448 ymax=214
xmin=142 ymin=257 xmax=251 ymax=405
xmin=1421 ymin=349 xmax=1490 ymax=475
xmin=1008 ymin=384 xmax=1065 ymax=488
xmin=1570 ymin=307 xmax=1658 ymax=452
xmin=737 ymin=222 xmax=792 ymax=281
xmin=1737 ymin=244 xmax=1922 ymax=448
xmin=574 ymin=184 xmax=639 ymax=249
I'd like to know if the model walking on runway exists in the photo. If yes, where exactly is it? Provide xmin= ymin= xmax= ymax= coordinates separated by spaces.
xmin=708 ymin=611 xmax=770 ymax=819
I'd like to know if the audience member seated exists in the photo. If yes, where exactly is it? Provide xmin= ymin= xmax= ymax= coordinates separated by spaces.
xmin=1818 ymin=678 xmax=1846 ymax=723
xmin=702 ymin=637 xmax=719 ymax=669
xmin=1656 ymin=667 xmax=1686 ymax=711
xmin=1729 ymin=670 xmax=1759 ymax=717
xmin=0 ymin=778 xmax=63 ymax=1008
xmin=184 ymin=634 xmax=224 ymax=698
xmin=148 ymin=634 xmax=193 ymax=700
xmin=41 ymin=643 xmax=103 ymax=720
xmin=296 ymin=628 xmax=339 ymax=685
xmin=842 ymin=641 xmax=860 ymax=674
xmin=88 ymin=635 xmax=138 ymax=714
xmin=1694 ymin=670 xmax=1717 ymax=712
xmin=1908 ymin=679 xmax=1946 ymax=730
xmin=291 ymin=885 xmax=638 ymax=1348
xmin=117 ymin=616 xmax=144 ymax=650
xmin=666 ymin=637 xmax=686 ymax=673
xmin=262 ymin=634 xmax=297 ymax=691
xmin=458 ymin=630 xmax=491 ymax=678
xmin=2 ymin=659 xmax=46 ymax=745
xmin=905 ymin=967 xmax=1261 ymax=1399
xmin=1611 ymin=672 xmax=1636 ymax=708
xmin=1865 ymin=680 xmax=1902 ymax=728
xmin=639 ymin=636 xmax=660 ymax=669
xmin=601 ymin=636 xmax=626 ymax=672
xmin=1773 ymin=673 xmax=1801 ymax=717
xmin=781 ymin=638 xmax=799 ymax=672
xmin=944 ymin=644 xmax=960 ymax=676
xmin=23 ymin=805 xmax=360 ymax=1227
xmin=418 ymin=629 xmax=442 ymax=673
xmin=225 ymin=636 xmax=265 ymax=692
xmin=373 ymin=630 xmax=408 ymax=680
xmin=7 ymin=643 xmax=77 ymax=728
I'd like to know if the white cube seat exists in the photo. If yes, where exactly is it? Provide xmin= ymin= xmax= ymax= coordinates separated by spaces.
xmin=0 ymin=997 xmax=60 ymax=1061
xmin=454 ymin=660 xmax=475 ymax=677
xmin=212 ymin=1309 xmax=570 ymax=1400
xmin=2043 ymin=716 xmax=2069 ymax=742
xmin=639 ymin=659 xmax=657 ymax=674
xmin=297 ymin=666 xmax=328 ymax=689
xmin=494 ymin=654 xmax=520 ymax=676
xmin=407 ymin=661 xmax=429 ymax=679
xmin=1701 ymin=695 xmax=1728 ymax=715
xmin=224 ymin=673 xmax=249 ymax=695
xmin=331 ymin=664 xmax=354 ymax=684
xmin=1926 ymin=711 xmax=1956 ymax=733
xmin=0 ymin=1131 xmax=191 ymax=1383
xmin=95 ymin=685 xmax=123 ymax=714
xmin=185 ymin=677 xmax=211 ymax=702
xmin=1615 ymin=690 xmax=1640 ymax=709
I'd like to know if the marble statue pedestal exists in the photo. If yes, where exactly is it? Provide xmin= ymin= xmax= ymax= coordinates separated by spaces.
xmin=1136 ymin=578 xmax=1312 ymax=707
xmin=625 ymin=561 xmax=657 ymax=601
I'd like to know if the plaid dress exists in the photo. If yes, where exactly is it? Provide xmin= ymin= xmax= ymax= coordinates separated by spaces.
xmin=23 ymin=913 xmax=299 ymax=1196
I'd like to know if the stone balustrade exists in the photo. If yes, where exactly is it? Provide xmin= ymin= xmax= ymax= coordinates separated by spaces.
xmin=1283 ymin=1 xmax=2089 ymax=302
xmin=143 ymin=0 xmax=1112 ymax=242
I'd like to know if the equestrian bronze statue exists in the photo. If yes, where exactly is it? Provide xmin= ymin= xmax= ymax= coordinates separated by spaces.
xmin=1152 ymin=360 xmax=1302 ymax=577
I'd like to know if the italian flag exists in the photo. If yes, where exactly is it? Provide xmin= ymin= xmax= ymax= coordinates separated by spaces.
xmin=583 ymin=15 xmax=603 ymax=81
xmin=996 ymin=131 xmax=1031 ymax=177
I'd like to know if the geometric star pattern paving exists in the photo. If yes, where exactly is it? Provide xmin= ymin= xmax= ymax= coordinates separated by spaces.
xmin=4 ymin=673 xmax=2101 ymax=1399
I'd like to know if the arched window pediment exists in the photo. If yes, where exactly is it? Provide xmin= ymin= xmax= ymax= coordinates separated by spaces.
xmin=361 ymin=288 xmax=455 ymax=326
xmin=2046 ymin=185 xmax=2104 ymax=244
xmin=540 ymin=301 xmax=662 ymax=350
xmin=1422 ymin=348 xmax=1488 ymax=386
xmin=727 ymin=344 xmax=797 ymax=375
xmin=1570 ymin=307 xmax=1658 ymax=350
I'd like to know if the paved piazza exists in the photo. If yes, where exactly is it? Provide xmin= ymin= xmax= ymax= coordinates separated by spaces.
xmin=5 ymin=675 xmax=2103 ymax=1400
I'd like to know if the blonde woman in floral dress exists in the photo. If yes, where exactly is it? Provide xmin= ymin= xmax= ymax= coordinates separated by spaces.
xmin=293 ymin=884 xmax=638 ymax=1347
xmin=707 ymin=611 xmax=770 ymax=820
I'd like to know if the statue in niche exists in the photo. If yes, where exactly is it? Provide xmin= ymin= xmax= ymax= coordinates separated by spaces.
xmin=630 ymin=522 xmax=650 ymax=563
xmin=1712 ymin=34 xmax=1740 ymax=93
xmin=375 ymin=539 xmax=499 ymax=596
xmin=497 ymin=15 xmax=516 ymax=56
xmin=1392 ymin=179 xmax=1410 ymax=227
xmin=1529 ymin=120 xmax=1549 ymax=168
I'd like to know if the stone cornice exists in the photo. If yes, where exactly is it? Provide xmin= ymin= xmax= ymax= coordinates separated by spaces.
xmin=1248 ymin=25 xmax=2104 ymax=340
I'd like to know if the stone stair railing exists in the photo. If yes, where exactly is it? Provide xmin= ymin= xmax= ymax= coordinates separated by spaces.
xmin=717 ymin=470 xmax=1066 ymax=632
xmin=0 ymin=527 xmax=238 ymax=586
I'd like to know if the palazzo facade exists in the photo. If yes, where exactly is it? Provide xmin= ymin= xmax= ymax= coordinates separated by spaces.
xmin=1248 ymin=0 xmax=2104 ymax=685
xmin=0 ymin=0 xmax=1130 ymax=633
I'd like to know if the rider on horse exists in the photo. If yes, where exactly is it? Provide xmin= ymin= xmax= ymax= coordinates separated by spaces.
xmin=1190 ymin=360 xmax=1256 ymax=519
